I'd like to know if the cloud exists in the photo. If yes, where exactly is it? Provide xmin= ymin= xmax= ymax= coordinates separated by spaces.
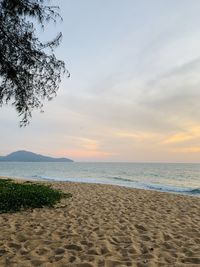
xmin=116 ymin=131 xmax=158 ymax=142
xmin=171 ymin=147 xmax=200 ymax=153
xmin=2 ymin=1 xmax=200 ymax=162
xmin=162 ymin=127 xmax=200 ymax=144
xmin=163 ymin=133 xmax=194 ymax=144
xmin=57 ymin=149 xmax=115 ymax=160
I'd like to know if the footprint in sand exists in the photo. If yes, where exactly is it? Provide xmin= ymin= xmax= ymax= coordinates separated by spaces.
xmin=65 ymin=244 xmax=83 ymax=251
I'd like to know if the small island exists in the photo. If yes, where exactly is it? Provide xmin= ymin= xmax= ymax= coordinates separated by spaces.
xmin=0 ymin=150 xmax=74 ymax=162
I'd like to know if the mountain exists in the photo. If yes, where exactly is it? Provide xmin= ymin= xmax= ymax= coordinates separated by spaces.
xmin=0 ymin=150 xmax=74 ymax=162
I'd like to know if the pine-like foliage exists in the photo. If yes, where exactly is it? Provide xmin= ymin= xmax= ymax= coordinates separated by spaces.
xmin=0 ymin=0 xmax=68 ymax=125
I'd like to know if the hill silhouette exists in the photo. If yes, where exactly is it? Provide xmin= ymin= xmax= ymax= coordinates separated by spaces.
xmin=0 ymin=151 xmax=73 ymax=162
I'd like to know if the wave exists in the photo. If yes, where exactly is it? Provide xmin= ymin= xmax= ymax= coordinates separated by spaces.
xmin=110 ymin=176 xmax=135 ymax=183
xmin=146 ymin=184 xmax=200 ymax=195
xmin=110 ymin=177 xmax=200 ymax=195
xmin=106 ymin=177 xmax=200 ymax=196
xmin=32 ymin=175 xmax=55 ymax=180
xmin=31 ymin=175 xmax=200 ymax=196
xmin=31 ymin=175 xmax=67 ymax=181
xmin=185 ymin=188 xmax=200 ymax=195
xmin=31 ymin=175 xmax=103 ymax=184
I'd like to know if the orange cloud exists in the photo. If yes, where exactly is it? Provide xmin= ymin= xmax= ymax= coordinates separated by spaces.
xmin=79 ymin=138 xmax=99 ymax=151
xmin=56 ymin=149 xmax=115 ymax=159
xmin=55 ymin=137 xmax=116 ymax=159
xmin=171 ymin=147 xmax=200 ymax=153
xmin=116 ymin=131 xmax=157 ymax=141
xmin=163 ymin=133 xmax=192 ymax=144
xmin=162 ymin=127 xmax=200 ymax=144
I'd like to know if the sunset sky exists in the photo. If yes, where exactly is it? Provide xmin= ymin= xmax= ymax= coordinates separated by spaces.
xmin=1 ymin=0 xmax=200 ymax=162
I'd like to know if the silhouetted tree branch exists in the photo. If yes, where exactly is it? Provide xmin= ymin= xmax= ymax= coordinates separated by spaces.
xmin=0 ymin=0 xmax=68 ymax=126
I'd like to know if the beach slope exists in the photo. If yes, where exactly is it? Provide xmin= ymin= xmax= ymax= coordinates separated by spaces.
xmin=0 ymin=182 xmax=200 ymax=266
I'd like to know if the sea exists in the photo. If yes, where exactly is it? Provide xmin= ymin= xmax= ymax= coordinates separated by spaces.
xmin=0 ymin=162 xmax=200 ymax=197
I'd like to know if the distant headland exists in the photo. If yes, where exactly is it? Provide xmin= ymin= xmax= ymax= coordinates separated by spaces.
xmin=0 ymin=150 xmax=74 ymax=162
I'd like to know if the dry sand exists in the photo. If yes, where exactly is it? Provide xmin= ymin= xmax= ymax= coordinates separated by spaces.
xmin=0 ymin=181 xmax=200 ymax=267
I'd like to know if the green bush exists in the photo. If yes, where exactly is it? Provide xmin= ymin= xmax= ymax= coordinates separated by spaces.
xmin=0 ymin=179 xmax=71 ymax=213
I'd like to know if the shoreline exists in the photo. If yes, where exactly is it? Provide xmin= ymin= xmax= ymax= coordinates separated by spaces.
xmin=0 ymin=180 xmax=200 ymax=266
xmin=0 ymin=175 xmax=200 ymax=199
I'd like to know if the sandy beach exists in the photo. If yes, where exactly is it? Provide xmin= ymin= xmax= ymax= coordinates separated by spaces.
xmin=0 ymin=181 xmax=200 ymax=267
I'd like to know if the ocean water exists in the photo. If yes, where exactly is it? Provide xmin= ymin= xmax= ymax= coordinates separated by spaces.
xmin=0 ymin=162 xmax=200 ymax=196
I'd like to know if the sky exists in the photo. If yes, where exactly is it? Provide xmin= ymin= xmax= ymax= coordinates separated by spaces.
xmin=1 ymin=0 xmax=200 ymax=162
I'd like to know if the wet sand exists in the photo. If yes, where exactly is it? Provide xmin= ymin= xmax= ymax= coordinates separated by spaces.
xmin=0 ymin=181 xmax=200 ymax=266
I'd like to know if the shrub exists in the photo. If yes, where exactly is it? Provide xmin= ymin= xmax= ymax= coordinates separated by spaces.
xmin=0 ymin=179 xmax=71 ymax=213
